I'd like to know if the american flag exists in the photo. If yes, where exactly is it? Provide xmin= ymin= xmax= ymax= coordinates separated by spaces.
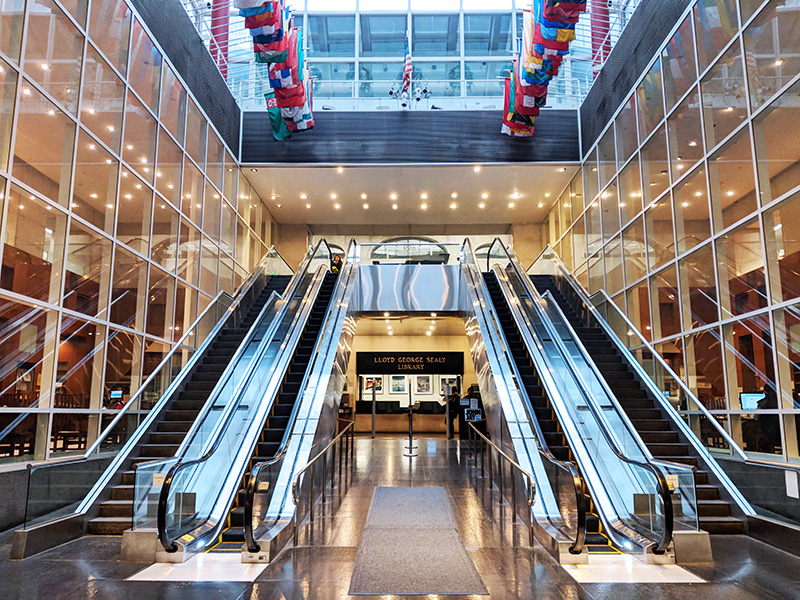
xmin=402 ymin=34 xmax=413 ymax=93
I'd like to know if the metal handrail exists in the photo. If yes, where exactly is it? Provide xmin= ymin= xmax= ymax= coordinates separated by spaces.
xmin=243 ymin=238 xmax=358 ymax=551
xmin=243 ymin=448 xmax=288 ymax=554
xmin=479 ymin=272 xmax=587 ymax=554
xmin=533 ymin=246 xmax=749 ymax=462
xmin=467 ymin=422 xmax=537 ymax=546
xmin=157 ymin=262 xmax=329 ymax=552
xmin=489 ymin=239 xmax=673 ymax=553
xmin=291 ymin=420 xmax=355 ymax=514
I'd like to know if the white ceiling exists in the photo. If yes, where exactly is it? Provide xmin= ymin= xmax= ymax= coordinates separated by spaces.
xmin=356 ymin=315 xmax=466 ymax=337
xmin=245 ymin=164 xmax=579 ymax=226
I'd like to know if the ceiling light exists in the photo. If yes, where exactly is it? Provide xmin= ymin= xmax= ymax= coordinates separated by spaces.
xmin=421 ymin=203 xmax=428 ymax=210
xmin=306 ymin=203 xmax=311 ymax=209
xmin=726 ymin=190 xmax=735 ymax=197
xmin=334 ymin=203 xmax=341 ymax=209
xmin=511 ymin=191 xmax=520 ymax=199
xmin=300 ymin=193 xmax=307 ymax=199
xmin=385 ymin=319 xmax=390 ymax=324
xmin=451 ymin=192 xmax=458 ymax=199
xmin=384 ymin=312 xmax=390 ymax=317
xmin=362 ymin=203 xmax=369 ymax=209
xmin=694 ymin=191 xmax=703 ymax=197
xmin=106 ymin=204 xmax=113 ymax=209
xmin=40 ymin=63 xmax=49 ymax=70
xmin=508 ymin=202 xmax=516 ymax=208
xmin=167 ymin=184 xmax=174 ymax=189
xmin=688 ymin=141 xmax=698 ymax=147
xmin=337 ymin=166 xmax=344 ymax=173
xmin=774 ymin=223 xmax=783 ymax=231
xmin=479 ymin=203 xmax=486 ymax=209
xmin=429 ymin=325 xmax=434 ymax=331
xmin=390 ymin=193 xmax=397 ymax=200
xmin=677 ymin=163 xmax=685 ymax=170
xmin=592 ymin=167 xmax=597 ymax=172
xmin=392 ymin=203 xmax=398 ymax=210
xmin=276 ymin=204 xmax=282 ymax=208
xmin=426 ymin=331 xmax=432 ymax=336
xmin=387 ymin=325 xmax=392 ymax=330
xmin=89 ymin=193 xmax=98 ymax=198
xmin=559 ymin=167 xmax=566 ymax=172
xmin=107 ymin=125 xmax=114 ymax=131
xmin=22 ymin=87 xmax=31 ymax=95
xmin=47 ymin=109 xmax=55 ymax=116
xmin=538 ymin=202 xmax=544 ymax=208
xmin=361 ymin=193 xmax=367 ymax=199
xmin=473 ymin=165 xmax=481 ymax=173
xmin=86 ymin=107 xmax=95 ymax=114
xmin=421 ymin=192 xmax=428 ymax=199
xmin=330 ymin=193 xmax=337 ymax=200
xmin=481 ymin=193 xmax=488 ymax=199
xmin=774 ymin=59 xmax=784 ymax=66
xmin=725 ymin=106 xmax=734 ymax=112
xmin=544 ymin=193 xmax=551 ymax=198
xmin=250 ymin=168 xmax=258 ymax=172
xmin=124 ymin=194 xmax=132 ymax=199
xmin=682 ymin=201 xmax=690 ymax=208
xmin=450 ymin=202 xmax=457 ymax=209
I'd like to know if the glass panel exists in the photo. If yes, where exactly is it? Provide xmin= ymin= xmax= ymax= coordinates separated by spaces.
xmin=155 ymin=127 xmax=182 ymax=207
xmin=637 ymin=59 xmax=664 ymax=139
xmin=220 ymin=201 xmax=236 ymax=257
xmin=151 ymin=199 xmax=180 ymax=273
xmin=627 ymin=279 xmax=652 ymax=341
xmin=572 ymin=215 xmax=587 ymax=267
xmin=3 ymin=187 xmax=66 ymax=303
xmin=49 ymin=413 xmax=89 ymax=454
xmin=601 ymin=181 xmax=620 ymax=242
xmin=0 ymin=56 xmax=15 ymax=170
xmin=146 ymin=266 xmax=175 ymax=339
xmin=764 ymin=191 xmax=800 ymax=303
xmin=235 ymin=218 xmax=249 ymax=268
xmin=743 ymin=0 xmax=800 ymax=111
xmin=700 ymin=39 xmax=747 ymax=151
xmin=24 ymin=0 xmax=84 ymax=115
xmin=0 ymin=300 xmax=55 ymax=410
xmin=667 ymin=85 xmax=704 ymax=180
xmin=123 ymin=91 xmax=157 ymax=185
xmin=464 ymin=13 xmax=512 ymax=56
xmin=308 ymin=15 xmax=356 ymax=57
xmin=128 ymin=19 xmax=161 ymax=113
xmin=104 ymin=328 xmax=142 ymax=399
xmin=88 ymin=0 xmax=131 ymax=76
xmin=645 ymin=193 xmax=675 ymax=270
xmin=110 ymin=245 xmax=146 ymax=331
xmin=360 ymin=15 xmax=406 ymax=57
xmin=583 ymin=148 xmax=599 ymax=205
xmin=739 ymin=0 xmax=768 ymax=21
xmin=694 ymin=0 xmax=738 ymax=72
xmin=72 ymin=131 xmax=118 ymax=233
xmin=752 ymin=78 xmax=800 ymax=205
xmin=160 ymin=65 xmax=186 ymax=146
xmin=206 ymin=132 xmax=224 ymax=192
xmin=0 ymin=0 xmax=25 ymax=63
xmin=587 ymin=250 xmax=604 ymax=293
xmin=586 ymin=199 xmax=602 ymax=256
xmin=185 ymin=98 xmax=207 ymax=169
xmin=680 ymin=243 xmax=719 ymax=329
xmin=219 ymin=253 xmax=234 ymax=294
xmin=63 ymin=222 xmax=111 ymax=318
xmin=223 ymin=151 xmax=236 ymax=203
xmin=81 ymin=47 xmax=125 ymax=153
xmin=718 ymin=217 xmax=767 ymax=317
xmin=605 ymin=235 xmax=624 ymax=296
xmin=650 ymin=264 xmax=682 ymax=339
xmin=570 ymin=173 xmax=584 ymax=221
xmin=773 ymin=304 xmax=800 ymax=410
xmin=662 ymin=15 xmax=697 ymax=111
xmin=597 ymin=127 xmax=616 ymax=189
xmin=116 ymin=168 xmax=152 ymax=255
xmin=623 ymin=216 xmax=647 ymax=285
xmin=615 ymin=93 xmax=638 ymax=166
xmin=672 ymin=166 xmax=711 ymax=255
xmin=13 ymin=83 xmax=75 ymax=206
xmin=619 ymin=156 xmax=643 ymax=226
xmin=203 ymin=185 xmax=221 ymax=244
xmin=177 ymin=218 xmax=201 ymax=287
xmin=412 ymin=14 xmax=460 ymax=57
xmin=641 ymin=125 xmax=670 ymax=205
xmin=173 ymin=282 xmax=197 ymax=343
xmin=181 ymin=156 xmax=204 ymax=226
xmin=683 ymin=328 xmax=726 ymax=409
xmin=708 ymin=128 xmax=757 ymax=231
xmin=56 ymin=316 xmax=103 ymax=410
xmin=199 ymin=237 xmax=218 ymax=296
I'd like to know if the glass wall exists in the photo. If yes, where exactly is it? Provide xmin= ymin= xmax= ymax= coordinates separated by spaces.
xmin=546 ymin=0 xmax=800 ymax=464
xmin=0 ymin=0 xmax=275 ymax=462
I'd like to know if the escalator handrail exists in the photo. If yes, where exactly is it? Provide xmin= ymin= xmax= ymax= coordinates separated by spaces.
xmin=489 ymin=241 xmax=673 ymax=553
xmin=534 ymin=246 xmax=750 ymax=463
xmin=461 ymin=239 xmax=586 ymax=553
xmin=157 ymin=264 xmax=330 ymax=552
xmin=243 ymin=239 xmax=358 ymax=551
xmin=480 ymin=272 xmax=587 ymax=554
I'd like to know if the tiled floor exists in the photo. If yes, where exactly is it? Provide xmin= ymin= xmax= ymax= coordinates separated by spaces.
xmin=1 ymin=435 xmax=799 ymax=599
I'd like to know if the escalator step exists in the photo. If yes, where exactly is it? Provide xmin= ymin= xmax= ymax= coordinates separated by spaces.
xmin=221 ymin=527 xmax=245 ymax=543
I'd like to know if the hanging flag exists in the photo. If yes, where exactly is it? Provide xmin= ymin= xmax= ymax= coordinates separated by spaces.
xmin=265 ymin=91 xmax=291 ymax=141
xmin=402 ymin=34 xmax=413 ymax=93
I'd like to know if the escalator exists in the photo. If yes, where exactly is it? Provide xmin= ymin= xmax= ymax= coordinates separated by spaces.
xmin=530 ymin=274 xmax=746 ymax=535
xmin=87 ymin=275 xmax=291 ymax=535
xmin=484 ymin=273 xmax=619 ymax=554
xmin=214 ymin=273 xmax=338 ymax=548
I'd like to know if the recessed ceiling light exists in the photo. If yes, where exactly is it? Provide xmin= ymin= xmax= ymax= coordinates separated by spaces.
xmin=473 ymin=165 xmax=481 ymax=173
xmin=726 ymin=190 xmax=735 ymax=197
xmin=511 ymin=191 xmax=520 ymax=199
xmin=90 ymin=193 xmax=98 ymax=198
xmin=250 ymin=168 xmax=258 ymax=172
xmin=40 ymin=63 xmax=49 ymax=70
xmin=385 ymin=319 xmax=390 ymax=324
xmin=330 ymin=193 xmax=337 ymax=200
xmin=337 ymin=166 xmax=344 ymax=173
xmin=559 ymin=167 xmax=566 ymax=172
xmin=387 ymin=325 xmax=392 ymax=330
xmin=688 ymin=141 xmax=698 ymax=147
xmin=358 ymin=202 xmax=367 ymax=210
xmin=726 ymin=106 xmax=734 ymax=112
xmin=270 ymin=195 xmax=276 ymax=200
xmin=392 ymin=203 xmax=398 ymax=210
xmin=429 ymin=325 xmax=434 ymax=330
xmin=481 ymin=193 xmax=488 ymax=199
xmin=384 ymin=312 xmax=390 ymax=317
xmin=361 ymin=193 xmax=367 ymax=199
xmin=694 ymin=191 xmax=703 ymax=197
xmin=300 ymin=193 xmax=307 ymax=199
xmin=774 ymin=59 xmax=784 ymax=66
xmin=450 ymin=192 xmax=458 ymax=199
xmin=334 ymin=203 xmax=341 ymax=209
xmin=682 ymin=201 xmax=690 ymax=208
xmin=426 ymin=331 xmax=432 ymax=336
xmin=306 ymin=203 xmax=311 ymax=208
xmin=421 ymin=192 xmax=428 ymax=199
xmin=106 ymin=204 xmax=113 ymax=209
xmin=276 ymin=204 xmax=282 ymax=208
xmin=544 ymin=193 xmax=551 ymax=198
xmin=508 ymin=202 xmax=516 ymax=208
xmin=538 ymin=202 xmax=544 ymax=208
xmin=388 ymin=331 xmax=394 ymax=336
xmin=449 ymin=202 xmax=457 ymax=209
xmin=390 ymin=193 xmax=397 ymax=200
xmin=479 ymin=202 xmax=486 ymax=209
xmin=421 ymin=203 xmax=428 ymax=210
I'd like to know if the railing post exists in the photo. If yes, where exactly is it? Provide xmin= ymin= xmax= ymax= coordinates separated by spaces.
xmin=488 ymin=444 xmax=493 ymax=488
xmin=322 ymin=453 xmax=327 ymax=504
xmin=499 ymin=451 xmax=504 ymax=499
xmin=310 ymin=465 xmax=315 ymax=523
xmin=512 ymin=469 xmax=518 ymax=524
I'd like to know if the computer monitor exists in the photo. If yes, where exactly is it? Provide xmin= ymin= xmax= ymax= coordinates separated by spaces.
xmin=110 ymin=390 xmax=123 ymax=400
xmin=740 ymin=393 xmax=764 ymax=411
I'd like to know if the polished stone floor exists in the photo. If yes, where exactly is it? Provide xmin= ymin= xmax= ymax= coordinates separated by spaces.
xmin=1 ymin=435 xmax=799 ymax=599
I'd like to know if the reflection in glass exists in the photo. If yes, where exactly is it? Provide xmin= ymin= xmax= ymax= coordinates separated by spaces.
xmin=128 ymin=19 xmax=161 ymax=113
xmin=151 ymin=200 xmax=180 ymax=273
xmin=672 ymin=166 xmax=711 ymax=255
xmin=110 ymin=245 xmax=146 ymax=331
xmin=223 ymin=152 xmax=236 ymax=203
xmin=700 ymin=39 xmax=747 ymax=150
xmin=679 ymin=243 xmax=718 ymax=329
xmin=694 ymin=0 xmax=738 ymax=72
xmin=584 ymin=148 xmax=599 ymax=205
xmin=464 ymin=13 xmax=512 ymax=56
xmin=623 ymin=216 xmax=647 ymax=285
xmin=200 ymin=237 xmax=218 ymax=296
xmin=71 ymin=132 xmax=117 ymax=233
xmin=645 ymin=193 xmax=675 ymax=270
xmin=572 ymin=215 xmax=587 ymax=267
xmin=597 ymin=127 xmax=616 ymax=190
xmin=178 ymin=218 xmax=201 ymax=287
xmin=412 ymin=14 xmax=459 ymax=57
xmin=123 ymin=91 xmax=157 ymax=184
xmin=752 ymin=79 xmax=800 ymax=205
xmin=185 ymin=98 xmax=207 ymax=169
xmin=155 ymin=128 xmax=183 ymax=207
xmin=605 ymin=235 xmax=624 ymax=296
xmin=650 ymin=264 xmax=681 ymax=339
xmin=667 ymin=85 xmax=704 ymax=179
xmin=2 ymin=188 xmax=66 ymax=303
xmin=662 ymin=15 xmax=696 ymax=111
xmin=13 ymin=84 xmax=75 ymax=207
xmin=116 ymin=169 xmax=152 ymax=255
xmin=587 ymin=250 xmax=604 ymax=294
xmin=637 ymin=59 xmax=664 ymax=139
xmin=708 ymin=128 xmax=757 ymax=231
xmin=586 ymin=199 xmax=602 ymax=256
xmin=56 ymin=316 xmax=103 ymax=410
xmin=360 ymin=15 xmax=406 ymax=57
xmin=308 ymin=15 xmax=356 ymax=57
xmin=81 ymin=48 xmax=125 ymax=153
xmin=640 ymin=125 xmax=670 ymax=204
xmin=0 ymin=300 xmax=54 ymax=409
xmin=24 ymin=0 xmax=84 ymax=114
xmin=618 ymin=156 xmax=642 ymax=226
xmin=0 ymin=56 xmax=16 ymax=170
xmin=601 ymin=182 xmax=620 ymax=243
xmin=773 ymin=305 xmax=800 ymax=411
xmin=146 ymin=266 xmax=175 ymax=339
xmin=160 ymin=65 xmax=187 ymax=145
xmin=764 ymin=191 xmax=800 ymax=304
xmin=174 ymin=283 xmax=197 ymax=343
xmin=627 ymin=279 xmax=651 ymax=341
xmin=206 ymin=132 xmax=225 ymax=192
xmin=717 ymin=218 xmax=767 ymax=317
xmin=219 ymin=253 xmax=234 ymax=295
xmin=63 ymin=222 xmax=111 ymax=318
xmin=0 ymin=0 xmax=25 ymax=63
xmin=104 ymin=328 xmax=141 ymax=400
xmin=220 ymin=201 xmax=236 ymax=257
xmin=684 ymin=328 xmax=726 ymax=410
xmin=615 ymin=94 xmax=638 ymax=166
xmin=89 ymin=0 xmax=131 ymax=76
xmin=182 ymin=157 xmax=204 ymax=226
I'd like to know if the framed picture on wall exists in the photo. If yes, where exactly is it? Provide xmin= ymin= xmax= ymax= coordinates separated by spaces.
xmin=364 ymin=376 xmax=383 ymax=394
xmin=440 ymin=376 xmax=458 ymax=395
xmin=390 ymin=375 xmax=407 ymax=394
xmin=416 ymin=375 xmax=432 ymax=394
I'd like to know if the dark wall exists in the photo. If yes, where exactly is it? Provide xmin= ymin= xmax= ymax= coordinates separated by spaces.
xmin=241 ymin=109 xmax=580 ymax=164
xmin=0 ymin=469 xmax=28 ymax=533
xmin=130 ymin=0 xmax=241 ymax=153
xmin=580 ymin=0 xmax=692 ymax=155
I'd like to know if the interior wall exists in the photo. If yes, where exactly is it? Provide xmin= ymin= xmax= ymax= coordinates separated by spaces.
xmin=346 ymin=331 xmax=478 ymax=403
xmin=275 ymin=224 xmax=310 ymax=269
xmin=510 ymin=223 xmax=546 ymax=267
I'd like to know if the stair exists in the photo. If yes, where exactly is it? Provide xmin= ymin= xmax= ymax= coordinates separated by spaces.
xmin=484 ymin=273 xmax=618 ymax=554
xmin=529 ymin=274 xmax=746 ymax=536
xmin=216 ymin=273 xmax=339 ymax=547
xmin=86 ymin=275 xmax=291 ymax=535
